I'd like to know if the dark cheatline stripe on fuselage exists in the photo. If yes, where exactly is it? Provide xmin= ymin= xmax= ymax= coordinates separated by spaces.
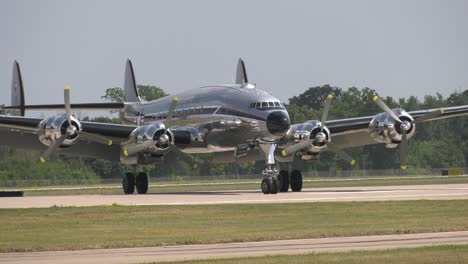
xmin=215 ymin=106 xmax=266 ymax=121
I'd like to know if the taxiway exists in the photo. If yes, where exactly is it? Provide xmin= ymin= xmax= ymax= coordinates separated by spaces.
xmin=1 ymin=231 xmax=467 ymax=264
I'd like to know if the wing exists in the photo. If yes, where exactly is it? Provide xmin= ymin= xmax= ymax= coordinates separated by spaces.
xmin=0 ymin=115 xmax=137 ymax=160
xmin=327 ymin=105 xmax=468 ymax=149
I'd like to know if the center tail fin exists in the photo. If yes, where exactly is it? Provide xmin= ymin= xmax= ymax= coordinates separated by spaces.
xmin=10 ymin=60 xmax=25 ymax=116
xmin=124 ymin=59 xmax=141 ymax=103
xmin=235 ymin=58 xmax=248 ymax=85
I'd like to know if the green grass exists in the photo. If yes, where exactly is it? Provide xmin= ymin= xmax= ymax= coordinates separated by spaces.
xmin=7 ymin=175 xmax=468 ymax=196
xmin=153 ymin=245 xmax=468 ymax=264
xmin=1 ymin=200 xmax=468 ymax=252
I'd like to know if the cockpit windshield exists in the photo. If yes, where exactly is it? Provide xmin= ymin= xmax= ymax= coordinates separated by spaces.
xmin=249 ymin=101 xmax=285 ymax=110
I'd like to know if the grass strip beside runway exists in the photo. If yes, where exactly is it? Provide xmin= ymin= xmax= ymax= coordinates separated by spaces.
xmin=154 ymin=245 xmax=468 ymax=264
xmin=1 ymin=200 xmax=468 ymax=252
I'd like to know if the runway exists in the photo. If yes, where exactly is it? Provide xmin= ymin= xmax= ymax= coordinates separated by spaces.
xmin=1 ymin=183 xmax=468 ymax=208
xmin=1 ymin=231 xmax=468 ymax=264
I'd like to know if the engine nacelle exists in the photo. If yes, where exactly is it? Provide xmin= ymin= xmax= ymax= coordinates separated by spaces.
xmin=369 ymin=108 xmax=415 ymax=148
xmin=283 ymin=120 xmax=330 ymax=159
xmin=37 ymin=113 xmax=82 ymax=148
xmin=127 ymin=122 xmax=174 ymax=155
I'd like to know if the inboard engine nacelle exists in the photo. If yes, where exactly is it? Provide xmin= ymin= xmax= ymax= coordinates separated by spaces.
xmin=125 ymin=122 xmax=174 ymax=156
xmin=282 ymin=120 xmax=330 ymax=159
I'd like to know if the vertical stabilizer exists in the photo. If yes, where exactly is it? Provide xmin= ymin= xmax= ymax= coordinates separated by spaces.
xmin=124 ymin=59 xmax=141 ymax=102
xmin=11 ymin=60 xmax=25 ymax=116
xmin=235 ymin=58 xmax=248 ymax=85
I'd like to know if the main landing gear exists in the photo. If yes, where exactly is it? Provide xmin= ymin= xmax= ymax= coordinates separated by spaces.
xmin=122 ymin=166 xmax=148 ymax=194
xmin=259 ymin=143 xmax=304 ymax=194
xmin=278 ymin=169 xmax=303 ymax=192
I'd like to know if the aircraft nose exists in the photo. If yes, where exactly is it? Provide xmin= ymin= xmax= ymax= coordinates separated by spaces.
xmin=266 ymin=111 xmax=290 ymax=135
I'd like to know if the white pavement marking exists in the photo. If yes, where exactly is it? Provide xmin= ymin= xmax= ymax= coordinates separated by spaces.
xmin=1 ymin=231 xmax=467 ymax=264
xmin=1 ymin=184 xmax=468 ymax=208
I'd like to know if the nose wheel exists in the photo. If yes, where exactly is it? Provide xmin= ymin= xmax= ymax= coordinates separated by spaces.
xmin=261 ymin=176 xmax=279 ymax=194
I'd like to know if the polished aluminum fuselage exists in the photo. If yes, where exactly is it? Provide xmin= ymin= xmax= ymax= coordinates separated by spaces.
xmin=120 ymin=84 xmax=289 ymax=153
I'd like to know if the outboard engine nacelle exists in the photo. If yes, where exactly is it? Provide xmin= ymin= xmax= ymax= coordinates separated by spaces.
xmin=37 ymin=113 xmax=82 ymax=148
xmin=369 ymin=108 xmax=415 ymax=148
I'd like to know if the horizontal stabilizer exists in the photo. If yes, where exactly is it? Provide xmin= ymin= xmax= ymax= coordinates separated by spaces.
xmin=1 ymin=102 xmax=124 ymax=111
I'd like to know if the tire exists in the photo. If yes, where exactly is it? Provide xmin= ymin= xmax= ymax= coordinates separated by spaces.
xmin=279 ymin=170 xmax=289 ymax=192
xmin=290 ymin=170 xmax=303 ymax=192
xmin=261 ymin=178 xmax=272 ymax=194
xmin=123 ymin=172 xmax=135 ymax=194
xmin=271 ymin=177 xmax=279 ymax=194
xmin=136 ymin=172 xmax=148 ymax=194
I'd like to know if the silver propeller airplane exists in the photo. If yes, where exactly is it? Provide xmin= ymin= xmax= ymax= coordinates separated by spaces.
xmin=1 ymin=59 xmax=467 ymax=194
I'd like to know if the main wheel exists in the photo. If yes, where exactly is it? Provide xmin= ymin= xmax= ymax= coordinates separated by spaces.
xmin=271 ymin=177 xmax=280 ymax=194
xmin=136 ymin=172 xmax=149 ymax=194
xmin=261 ymin=178 xmax=273 ymax=194
xmin=290 ymin=170 xmax=303 ymax=192
xmin=123 ymin=172 xmax=135 ymax=194
xmin=279 ymin=170 xmax=289 ymax=192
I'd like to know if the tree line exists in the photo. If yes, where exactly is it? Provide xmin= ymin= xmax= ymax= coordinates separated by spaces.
xmin=0 ymin=84 xmax=466 ymax=183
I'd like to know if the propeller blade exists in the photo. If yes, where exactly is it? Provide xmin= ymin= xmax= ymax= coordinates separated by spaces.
xmin=165 ymin=96 xmax=179 ymax=127
xmin=373 ymin=96 xmax=402 ymax=123
xmin=413 ymin=109 xmax=445 ymax=124
xmin=64 ymin=86 xmax=72 ymax=127
xmin=281 ymin=139 xmax=314 ymax=157
xmin=39 ymin=135 xmax=67 ymax=163
xmin=325 ymin=140 xmax=356 ymax=166
xmin=122 ymin=141 xmax=155 ymax=156
xmin=400 ymin=129 xmax=408 ymax=170
xmin=320 ymin=94 xmax=333 ymax=130
xmin=78 ymin=131 xmax=113 ymax=146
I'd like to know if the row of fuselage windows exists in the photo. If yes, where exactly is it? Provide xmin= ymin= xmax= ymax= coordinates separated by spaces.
xmin=249 ymin=101 xmax=284 ymax=109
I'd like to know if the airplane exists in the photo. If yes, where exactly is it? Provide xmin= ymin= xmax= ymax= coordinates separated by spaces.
xmin=1 ymin=59 xmax=467 ymax=195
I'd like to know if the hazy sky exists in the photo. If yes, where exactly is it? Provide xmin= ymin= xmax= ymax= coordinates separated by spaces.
xmin=1 ymin=0 xmax=468 ymax=108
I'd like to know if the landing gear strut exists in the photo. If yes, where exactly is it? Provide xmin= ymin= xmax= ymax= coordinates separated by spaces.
xmin=122 ymin=166 xmax=149 ymax=194
xmin=259 ymin=143 xmax=280 ymax=194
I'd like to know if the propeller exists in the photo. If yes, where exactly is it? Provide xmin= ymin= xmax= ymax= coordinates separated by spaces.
xmin=372 ymin=95 xmax=445 ymax=170
xmin=39 ymin=86 xmax=113 ymax=162
xmin=281 ymin=94 xmax=356 ymax=166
